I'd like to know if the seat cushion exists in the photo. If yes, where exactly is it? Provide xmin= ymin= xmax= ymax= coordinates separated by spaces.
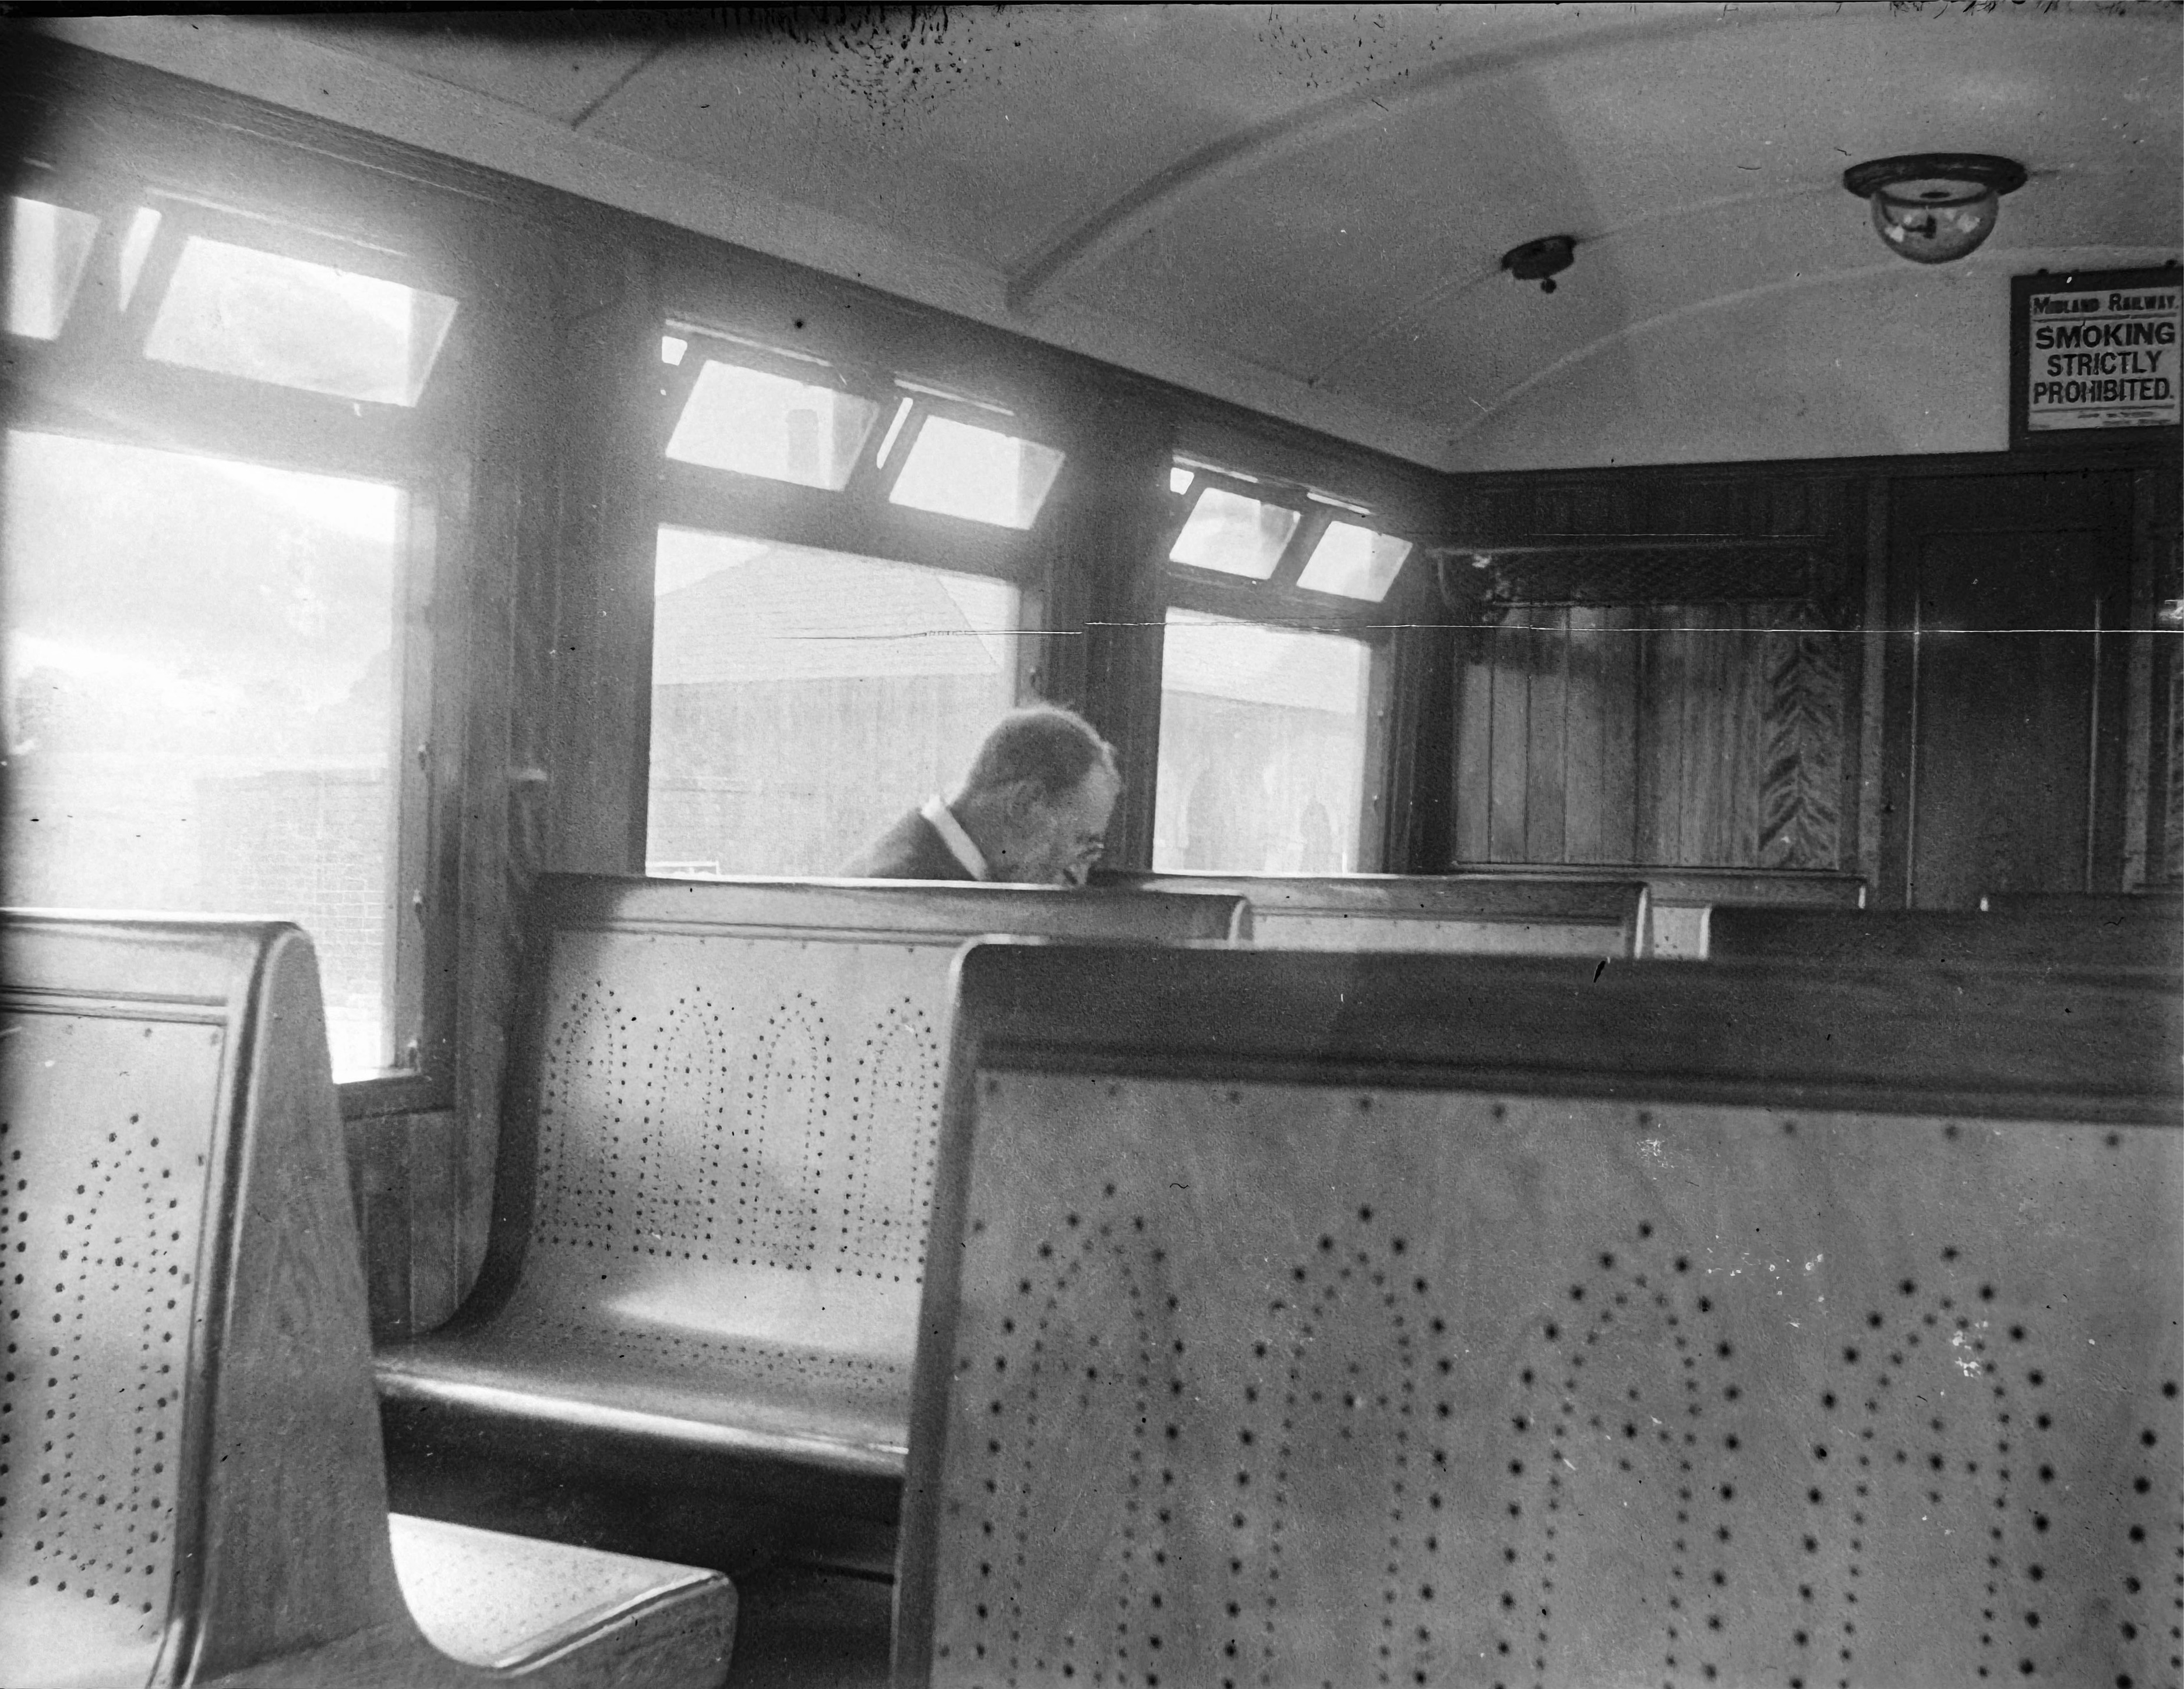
xmin=388 ymin=1512 xmax=736 ymax=1674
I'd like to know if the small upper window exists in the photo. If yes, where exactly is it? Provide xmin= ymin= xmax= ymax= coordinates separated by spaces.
xmin=1169 ymin=485 xmax=1300 ymax=580
xmin=888 ymin=415 xmax=1064 ymax=530
xmin=5 ymin=198 xmax=100 ymax=340
xmin=666 ymin=359 xmax=881 ymax=490
xmin=144 ymin=235 xmax=457 ymax=405
xmin=1296 ymin=521 xmax=1412 ymax=601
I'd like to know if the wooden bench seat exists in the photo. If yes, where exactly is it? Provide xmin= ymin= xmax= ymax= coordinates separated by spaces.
xmin=897 ymin=941 xmax=2178 ymax=1687
xmin=1095 ymin=869 xmax=1648 ymax=954
xmin=376 ymin=875 xmax=1248 ymax=1563
xmin=1710 ymin=903 xmax=2183 ymax=978
xmin=0 ymin=912 xmax=738 ymax=1689
xmin=1450 ymin=861 xmax=1869 ymax=955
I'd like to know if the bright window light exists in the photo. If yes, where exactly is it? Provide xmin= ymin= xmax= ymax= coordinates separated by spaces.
xmin=5 ymin=198 xmax=99 ymax=340
xmin=661 ymin=334 xmax=689 ymax=365
xmin=144 ymin=235 xmax=458 ymax=405
xmin=665 ymin=361 xmax=880 ymax=490
xmin=646 ymin=526 xmax=1022 ymax=874
xmin=1168 ymin=486 xmax=1300 ymax=580
xmin=1153 ymin=608 xmax=1371 ymax=872
xmin=1296 ymin=521 xmax=1412 ymax=601
xmin=1168 ymin=466 xmax=1195 ymax=496
xmin=888 ymin=415 xmax=1064 ymax=530
xmin=2 ymin=429 xmax=405 ymax=1079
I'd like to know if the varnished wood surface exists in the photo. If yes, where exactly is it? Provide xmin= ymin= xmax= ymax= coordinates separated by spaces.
xmin=1447 ymin=861 xmax=1868 ymax=908
xmin=0 ymin=912 xmax=739 ymax=1689
xmin=934 ymin=941 xmax=2179 ymax=1123
xmin=1709 ymin=904 xmax=2183 ymax=976
xmin=528 ymin=870 xmax=1253 ymax=942
xmin=897 ymin=939 xmax=2181 ymax=1686
xmin=1980 ymin=890 xmax=2183 ymax=918
xmin=1093 ymin=870 xmax=1646 ymax=955
xmin=1093 ymin=868 xmax=1640 ymax=922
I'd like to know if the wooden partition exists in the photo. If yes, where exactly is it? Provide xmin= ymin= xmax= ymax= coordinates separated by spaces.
xmin=1451 ymin=861 xmax=1868 ymax=957
xmin=1710 ymin=905 xmax=2183 ymax=979
xmin=898 ymin=942 xmax=2179 ymax=1688
xmin=376 ymin=873 xmax=1249 ymax=1569
xmin=0 ymin=912 xmax=738 ymax=1689
xmin=1096 ymin=870 xmax=1646 ymax=955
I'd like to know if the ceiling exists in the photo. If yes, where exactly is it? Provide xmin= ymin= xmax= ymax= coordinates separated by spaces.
xmin=34 ymin=3 xmax=2183 ymax=473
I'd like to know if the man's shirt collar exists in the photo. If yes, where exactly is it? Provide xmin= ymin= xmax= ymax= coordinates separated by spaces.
xmin=920 ymin=794 xmax=990 ymax=881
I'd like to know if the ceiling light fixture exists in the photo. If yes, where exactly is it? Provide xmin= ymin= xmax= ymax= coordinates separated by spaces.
xmin=1501 ymin=235 xmax=1576 ymax=294
xmin=1842 ymin=153 xmax=2027 ymax=266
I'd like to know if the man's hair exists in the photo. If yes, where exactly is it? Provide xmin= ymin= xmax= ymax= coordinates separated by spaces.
xmin=959 ymin=705 xmax=1119 ymax=802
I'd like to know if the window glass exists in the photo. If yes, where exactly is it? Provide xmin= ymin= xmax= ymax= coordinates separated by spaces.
xmin=646 ymin=526 xmax=1021 ymax=874
xmin=665 ymin=360 xmax=880 ymax=489
xmin=2 ymin=430 xmax=405 ymax=1079
xmin=1168 ymin=486 xmax=1301 ymax=580
xmin=1153 ymin=608 xmax=1371 ymax=873
xmin=5 ymin=198 xmax=100 ymax=340
xmin=144 ymin=235 xmax=457 ymax=405
xmin=1296 ymin=520 xmax=1412 ymax=601
xmin=887 ymin=415 xmax=1064 ymax=529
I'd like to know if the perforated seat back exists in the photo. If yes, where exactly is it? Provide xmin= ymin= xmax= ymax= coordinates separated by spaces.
xmin=0 ymin=932 xmax=235 ymax=1688
xmin=1095 ymin=871 xmax=1647 ymax=955
xmin=899 ymin=944 xmax=2182 ymax=1689
xmin=0 ymin=914 xmax=410 ymax=1688
xmin=448 ymin=876 xmax=1250 ymax=1447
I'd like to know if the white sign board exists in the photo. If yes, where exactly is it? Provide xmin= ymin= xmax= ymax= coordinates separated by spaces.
xmin=2019 ymin=274 xmax=2180 ymax=435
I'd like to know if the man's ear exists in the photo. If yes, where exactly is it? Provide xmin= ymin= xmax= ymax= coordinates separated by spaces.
xmin=997 ymin=777 xmax=1048 ymax=826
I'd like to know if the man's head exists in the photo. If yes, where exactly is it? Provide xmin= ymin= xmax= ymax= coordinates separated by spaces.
xmin=951 ymin=706 xmax=1122 ymax=886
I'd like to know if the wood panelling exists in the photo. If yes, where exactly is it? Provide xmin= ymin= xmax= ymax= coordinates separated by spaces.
xmin=1455 ymin=602 xmax=1845 ymax=870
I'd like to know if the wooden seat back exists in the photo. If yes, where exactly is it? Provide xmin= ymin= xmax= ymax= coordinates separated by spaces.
xmin=1981 ymin=889 xmax=2183 ymax=918
xmin=898 ymin=943 xmax=2181 ymax=1688
xmin=1095 ymin=870 xmax=1647 ymax=955
xmin=0 ymin=914 xmax=402 ymax=1685
xmin=1710 ymin=904 xmax=2183 ymax=977
xmin=378 ymin=875 xmax=1250 ymax=1518
xmin=0 ymin=912 xmax=736 ymax=1688
xmin=1449 ymin=861 xmax=1869 ymax=956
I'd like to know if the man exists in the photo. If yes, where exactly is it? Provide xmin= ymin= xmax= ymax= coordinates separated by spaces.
xmin=841 ymin=704 xmax=1121 ymax=886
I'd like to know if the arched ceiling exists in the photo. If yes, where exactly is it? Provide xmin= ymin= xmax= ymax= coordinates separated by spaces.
xmin=34 ymin=3 xmax=2183 ymax=473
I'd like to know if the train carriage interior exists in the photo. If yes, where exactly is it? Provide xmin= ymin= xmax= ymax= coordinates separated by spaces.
xmin=0 ymin=5 xmax=2179 ymax=1687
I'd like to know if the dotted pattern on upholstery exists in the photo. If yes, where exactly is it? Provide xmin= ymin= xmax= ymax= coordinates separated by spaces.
xmin=387 ymin=1511 xmax=718 ymax=1669
xmin=1 ymin=1012 xmax=219 ymax=1665
xmin=434 ymin=935 xmax=943 ymax=1438
xmin=926 ymin=1078 xmax=2183 ymax=1689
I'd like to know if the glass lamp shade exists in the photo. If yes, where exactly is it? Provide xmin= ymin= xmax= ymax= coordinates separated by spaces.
xmin=1867 ymin=176 xmax=2002 ymax=265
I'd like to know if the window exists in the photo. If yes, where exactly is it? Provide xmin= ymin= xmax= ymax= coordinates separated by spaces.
xmin=1169 ymin=485 xmax=1300 ymax=580
xmin=888 ymin=414 xmax=1064 ymax=530
xmin=665 ymin=358 xmax=880 ymax=489
xmin=2 ymin=432 xmax=407 ymax=1079
xmin=5 ymin=197 xmax=99 ymax=339
xmin=144 ymin=237 xmax=457 ymax=405
xmin=5 ymin=177 xmax=457 ymax=1099
xmin=1296 ymin=521 xmax=1412 ymax=602
xmin=1152 ymin=609 xmax=1373 ymax=873
xmin=645 ymin=527 xmax=1021 ymax=875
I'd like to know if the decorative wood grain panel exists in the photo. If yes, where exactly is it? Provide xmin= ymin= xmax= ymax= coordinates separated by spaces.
xmin=1762 ymin=606 xmax=1846 ymax=871
xmin=1454 ymin=602 xmax=1844 ymax=871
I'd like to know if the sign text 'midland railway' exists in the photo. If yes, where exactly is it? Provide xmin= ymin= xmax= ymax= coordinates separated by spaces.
xmin=2020 ymin=278 xmax=2180 ymax=432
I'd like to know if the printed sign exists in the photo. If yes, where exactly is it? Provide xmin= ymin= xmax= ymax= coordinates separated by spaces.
xmin=2011 ymin=267 xmax=2181 ymax=447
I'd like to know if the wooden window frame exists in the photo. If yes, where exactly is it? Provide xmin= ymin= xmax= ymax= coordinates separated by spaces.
xmin=3 ymin=157 xmax=464 ymax=1121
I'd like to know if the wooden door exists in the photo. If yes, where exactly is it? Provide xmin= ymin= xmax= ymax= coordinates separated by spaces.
xmin=1883 ymin=473 xmax=2131 ymax=908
